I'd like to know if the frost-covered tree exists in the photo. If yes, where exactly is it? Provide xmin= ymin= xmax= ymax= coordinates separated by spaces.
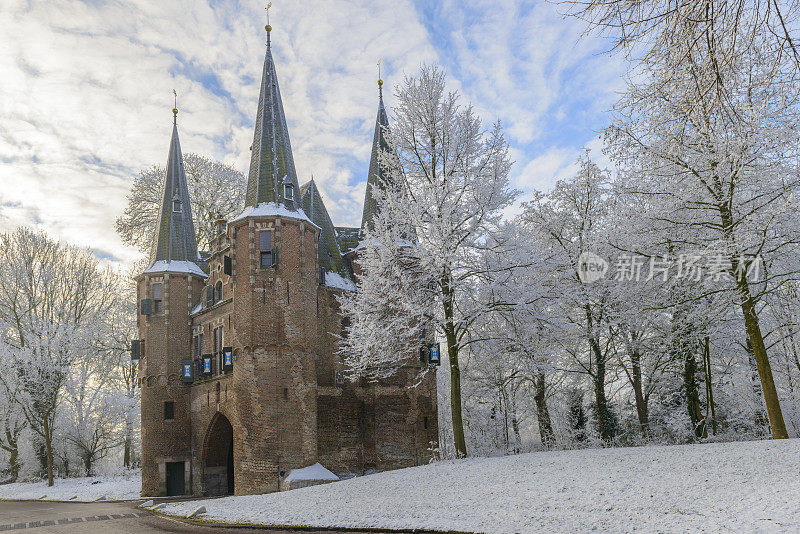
xmin=0 ymin=228 xmax=117 ymax=485
xmin=604 ymin=15 xmax=800 ymax=438
xmin=116 ymin=154 xmax=246 ymax=255
xmin=339 ymin=65 xmax=517 ymax=456
xmin=519 ymin=155 xmax=621 ymax=441
xmin=564 ymin=0 xmax=800 ymax=74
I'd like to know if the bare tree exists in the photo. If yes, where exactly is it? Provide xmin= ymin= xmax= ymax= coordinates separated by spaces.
xmin=116 ymin=154 xmax=246 ymax=255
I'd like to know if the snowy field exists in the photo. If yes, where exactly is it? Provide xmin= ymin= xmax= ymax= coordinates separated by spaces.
xmin=158 ymin=439 xmax=800 ymax=533
xmin=0 ymin=472 xmax=140 ymax=502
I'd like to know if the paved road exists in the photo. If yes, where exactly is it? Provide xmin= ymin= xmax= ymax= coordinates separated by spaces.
xmin=0 ymin=500 xmax=351 ymax=533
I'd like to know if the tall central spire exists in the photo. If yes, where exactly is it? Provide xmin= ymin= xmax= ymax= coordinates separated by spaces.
xmin=360 ymin=77 xmax=392 ymax=234
xmin=244 ymin=23 xmax=301 ymax=210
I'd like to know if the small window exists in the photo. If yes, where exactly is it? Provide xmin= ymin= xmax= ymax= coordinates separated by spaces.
xmin=259 ymin=230 xmax=272 ymax=250
xmin=194 ymin=333 xmax=203 ymax=359
xmin=215 ymin=281 xmax=223 ymax=302
xmin=213 ymin=326 xmax=223 ymax=374
xmin=284 ymin=183 xmax=294 ymax=201
xmin=260 ymin=250 xmax=273 ymax=268
xmin=152 ymin=283 xmax=163 ymax=313
xmin=164 ymin=401 xmax=175 ymax=420
xmin=204 ymin=285 xmax=215 ymax=308
xmin=173 ymin=199 xmax=181 ymax=213
xmin=424 ymin=416 xmax=429 ymax=430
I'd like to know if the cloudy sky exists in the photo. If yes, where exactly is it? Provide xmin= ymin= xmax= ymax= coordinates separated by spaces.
xmin=0 ymin=0 xmax=626 ymax=266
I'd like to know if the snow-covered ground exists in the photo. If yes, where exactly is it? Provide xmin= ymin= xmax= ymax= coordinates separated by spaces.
xmin=0 ymin=472 xmax=141 ymax=502
xmin=157 ymin=439 xmax=800 ymax=533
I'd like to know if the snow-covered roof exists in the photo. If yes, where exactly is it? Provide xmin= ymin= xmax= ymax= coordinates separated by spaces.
xmin=324 ymin=271 xmax=357 ymax=291
xmin=231 ymin=202 xmax=319 ymax=229
xmin=143 ymin=260 xmax=207 ymax=278
xmin=283 ymin=463 xmax=339 ymax=483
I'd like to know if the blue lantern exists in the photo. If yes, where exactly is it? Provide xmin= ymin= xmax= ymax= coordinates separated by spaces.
xmin=429 ymin=343 xmax=441 ymax=366
xmin=223 ymin=346 xmax=233 ymax=372
xmin=181 ymin=360 xmax=193 ymax=382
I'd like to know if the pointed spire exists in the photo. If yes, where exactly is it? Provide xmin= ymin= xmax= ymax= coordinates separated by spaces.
xmin=149 ymin=107 xmax=202 ymax=273
xmin=360 ymin=75 xmax=392 ymax=234
xmin=244 ymin=20 xmax=302 ymax=210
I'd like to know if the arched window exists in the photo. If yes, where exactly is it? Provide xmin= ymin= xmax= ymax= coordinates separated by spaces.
xmin=215 ymin=281 xmax=223 ymax=302
xmin=284 ymin=183 xmax=294 ymax=201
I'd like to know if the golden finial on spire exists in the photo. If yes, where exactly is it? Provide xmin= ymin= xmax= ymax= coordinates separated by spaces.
xmin=172 ymin=89 xmax=178 ymax=124
xmin=265 ymin=2 xmax=272 ymax=32
xmin=377 ymin=58 xmax=383 ymax=86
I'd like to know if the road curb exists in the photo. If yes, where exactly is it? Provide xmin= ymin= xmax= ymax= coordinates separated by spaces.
xmin=146 ymin=507 xmax=477 ymax=534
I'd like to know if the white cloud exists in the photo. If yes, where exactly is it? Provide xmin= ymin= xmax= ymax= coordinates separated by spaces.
xmin=0 ymin=0 xmax=623 ymax=268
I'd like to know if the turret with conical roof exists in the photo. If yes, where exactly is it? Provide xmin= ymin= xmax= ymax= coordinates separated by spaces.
xmin=360 ymin=79 xmax=392 ymax=235
xmin=244 ymin=25 xmax=303 ymax=212
xmin=145 ymin=108 xmax=205 ymax=277
xmin=137 ymin=107 xmax=206 ymax=498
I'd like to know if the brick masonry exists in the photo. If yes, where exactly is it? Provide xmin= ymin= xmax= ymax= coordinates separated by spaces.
xmin=137 ymin=215 xmax=438 ymax=497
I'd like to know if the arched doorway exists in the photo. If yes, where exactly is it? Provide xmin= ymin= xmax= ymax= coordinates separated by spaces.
xmin=203 ymin=413 xmax=234 ymax=495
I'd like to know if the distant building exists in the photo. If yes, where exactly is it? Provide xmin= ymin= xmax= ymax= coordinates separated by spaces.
xmin=135 ymin=25 xmax=438 ymax=497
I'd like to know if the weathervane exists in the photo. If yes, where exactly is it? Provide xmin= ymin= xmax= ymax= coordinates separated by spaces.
xmin=377 ymin=59 xmax=383 ymax=96
xmin=265 ymin=2 xmax=272 ymax=46
xmin=172 ymin=89 xmax=178 ymax=124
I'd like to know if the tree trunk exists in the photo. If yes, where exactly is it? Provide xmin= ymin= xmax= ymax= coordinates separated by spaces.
xmin=719 ymin=202 xmax=788 ymax=439
xmin=44 ymin=420 xmax=54 ymax=486
xmin=589 ymin=336 xmax=614 ymax=441
xmin=84 ymin=452 xmax=93 ymax=477
xmin=702 ymin=336 xmax=717 ymax=436
xmin=533 ymin=371 xmax=554 ymax=446
xmin=124 ymin=436 xmax=131 ymax=469
xmin=568 ymin=389 xmax=587 ymax=442
xmin=510 ymin=408 xmax=523 ymax=449
xmin=630 ymin=347 xmax=649 ymax=437
xmin=442 ymin=275 xmax=467 ymax=457
xmin=739 ymin=287 xmax=788 ymax=439
xmin=2 ymin=422 xmax=21 ymax=482
xmin=586 ymin=306 xmax=614 ymax=441
xmin=683 ymin=348 xmax=704 ymax=437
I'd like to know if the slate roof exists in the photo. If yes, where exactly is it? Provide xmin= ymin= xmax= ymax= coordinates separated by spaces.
xmin=149 ymin=114 xmax=204 ymax=274
xmin=245 ymin=28 xmax=303 ymax=212
xmin=300 ymin=179 xmax=352 ymax=281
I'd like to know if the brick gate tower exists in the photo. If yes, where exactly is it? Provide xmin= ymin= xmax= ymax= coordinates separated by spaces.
xmin=136 ymin=24 xmax=438 ymax=498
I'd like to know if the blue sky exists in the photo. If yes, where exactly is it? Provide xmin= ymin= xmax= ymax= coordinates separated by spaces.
xmin=0 ymin=0 xmax=625 ymax=266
